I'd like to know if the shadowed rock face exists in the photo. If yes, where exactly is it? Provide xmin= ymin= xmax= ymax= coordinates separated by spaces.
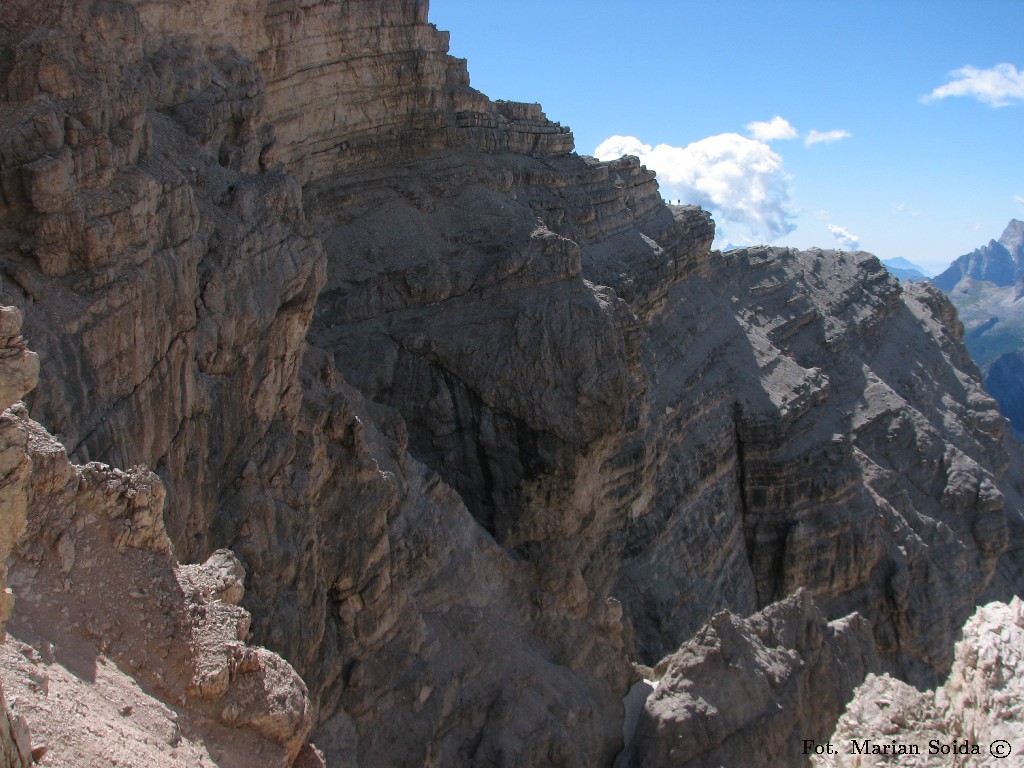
xmin=985 ymin=351 xmax=1024 ymax=437
xmin=0 ymin=307 xmax=39 ymax=768
xmin=0 ymin=306 xmax=317 ymax=768
xmin=0 ymin=1 xmax=1021 ymax=766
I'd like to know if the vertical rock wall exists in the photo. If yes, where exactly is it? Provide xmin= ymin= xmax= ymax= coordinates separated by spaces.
xmin=0 ymin=1 xmax=1019 ymax=766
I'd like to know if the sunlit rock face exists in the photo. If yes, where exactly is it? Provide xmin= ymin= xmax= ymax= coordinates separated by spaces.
xmin=933 ymin=219 xmax=1024 ymax=292
xmin=1 ymin=1 xmax=1021 ymax=765
xmin=813 ymin=599 xmax=1024 ymax=768
xmin=630 ymin=590 xmax=880 ymax=768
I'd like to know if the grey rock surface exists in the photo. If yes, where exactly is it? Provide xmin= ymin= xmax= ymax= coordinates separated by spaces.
xmin=0 ymin=307 xmax=38 ymax=768
xmin=815 ymin=599 xmax=1024 ymax=768
xmin=930 ymin=220 xmax=1024 ymax=450
xmin=933 ymin=219 xmax=1024 ymax=292
xmin=933 ymin=220 xmax=1024 ymax=370
xmin=632 ymin=590 xmax=879 ymax=768
xmin=0 ymin=1 xmax=1021 ymax=766
xmin=0 ymin=306 xmax=318 ymax=768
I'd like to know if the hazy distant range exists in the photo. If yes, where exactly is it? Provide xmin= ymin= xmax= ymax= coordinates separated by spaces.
xmin=881 ymin=256 xmax=931 ymax=282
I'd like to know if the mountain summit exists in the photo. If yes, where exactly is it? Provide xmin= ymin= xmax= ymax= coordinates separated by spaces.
xmin=933 ymin=219 xmax=1024 ymax=290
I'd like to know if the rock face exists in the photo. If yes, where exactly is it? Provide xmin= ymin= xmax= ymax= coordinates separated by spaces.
xmin=933 ymin=220 xmax=1024 ymax=292
xmin=0 ymin=306 xmax=39 ymax=767
xmin=0 ymin=304 xmax=317 ymax=767
xmin=0 ymin=1 xmax=1021 ymax=766
xmin=944 ymin=279 xmax=1024 ymax=371
xmin=815 ymin=599 xmax=1024 ymax=768
xmin=631 ymin=590 xmax=879 ymax=768
xmin=985 ymin=351 xmax=1024 ymax=438
xmin=934 ymin=219 xmax=1024 ymax=370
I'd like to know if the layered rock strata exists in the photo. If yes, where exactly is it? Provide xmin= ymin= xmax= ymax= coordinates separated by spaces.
xmin=0 ymin=1 xmax=1021 ymax=766
xmin=1 ymin=6 xmax=631 ymax=763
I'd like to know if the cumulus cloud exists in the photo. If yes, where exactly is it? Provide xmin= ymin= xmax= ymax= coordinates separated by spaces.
xmin=594 ymin=133 xmax=796 ymax=241
xmin=828 ymin=224 xmax=860 ymax=250
xmin=746 ymin=116 xmax=798 ymax=141
xmin=805 ymin=129 xmax=851 ymax=146
xmin=925 ymin=63 xmax=1024 ymax=107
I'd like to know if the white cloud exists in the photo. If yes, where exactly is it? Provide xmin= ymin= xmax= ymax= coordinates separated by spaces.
xmin=805 ymin=129 xmax=851 ymax=146
xmin=925 ymin=63 xmax=1024 ymax=107
xmin=746 ymin=116 xmax=798 ymax=141
xmin=1015 ymin=194 xmax=1024 ymax=210
xmin=893 ymin=202 xmax=923 ymax=217
xmin=594 ymin=133 xmax=796 ymax=242
xmin=828 ymin=224 xmax=860 ymax=250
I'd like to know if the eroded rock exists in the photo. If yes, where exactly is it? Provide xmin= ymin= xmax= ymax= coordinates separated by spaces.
xmin=815 ymin=599 xmax=1024 ymax=767
xmin=631 ymin=590 xmax=879 ymax=768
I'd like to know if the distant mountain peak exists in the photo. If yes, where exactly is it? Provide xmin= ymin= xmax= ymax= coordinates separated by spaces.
xmin=999 ymin=218 xmax=1024 ymax=253
xmin=932 ymin=219 xmax=1023 ymax=291
xmin=882 ymin=257 xmax=930 ymax=282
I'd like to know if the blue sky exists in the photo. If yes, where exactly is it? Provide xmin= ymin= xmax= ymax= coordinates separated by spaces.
xmin=430 ymin=0 xmax=1024 ymax=275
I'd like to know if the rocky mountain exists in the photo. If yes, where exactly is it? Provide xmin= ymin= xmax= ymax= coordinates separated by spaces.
xmin=816 ymin=599 xmax=1024 ymax=768
xmin=933 ymin=220 xmax=1024 ymax=292
xmin=932 ymin=221 xmax=1024 ymax=436
xmin=947 ymin=280 xmax=1024 ymax=368
xmin=0 ymin=306 xmax=319 ymax=767
xmin=881 ymin=257 xmax=929 ymax=282
xmin=0 ymin=1 xmax=1022 ymax=767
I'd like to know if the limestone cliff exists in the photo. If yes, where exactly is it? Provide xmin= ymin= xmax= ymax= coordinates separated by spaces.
xmin=0 ymin=1 xmax=1021 ymax=766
